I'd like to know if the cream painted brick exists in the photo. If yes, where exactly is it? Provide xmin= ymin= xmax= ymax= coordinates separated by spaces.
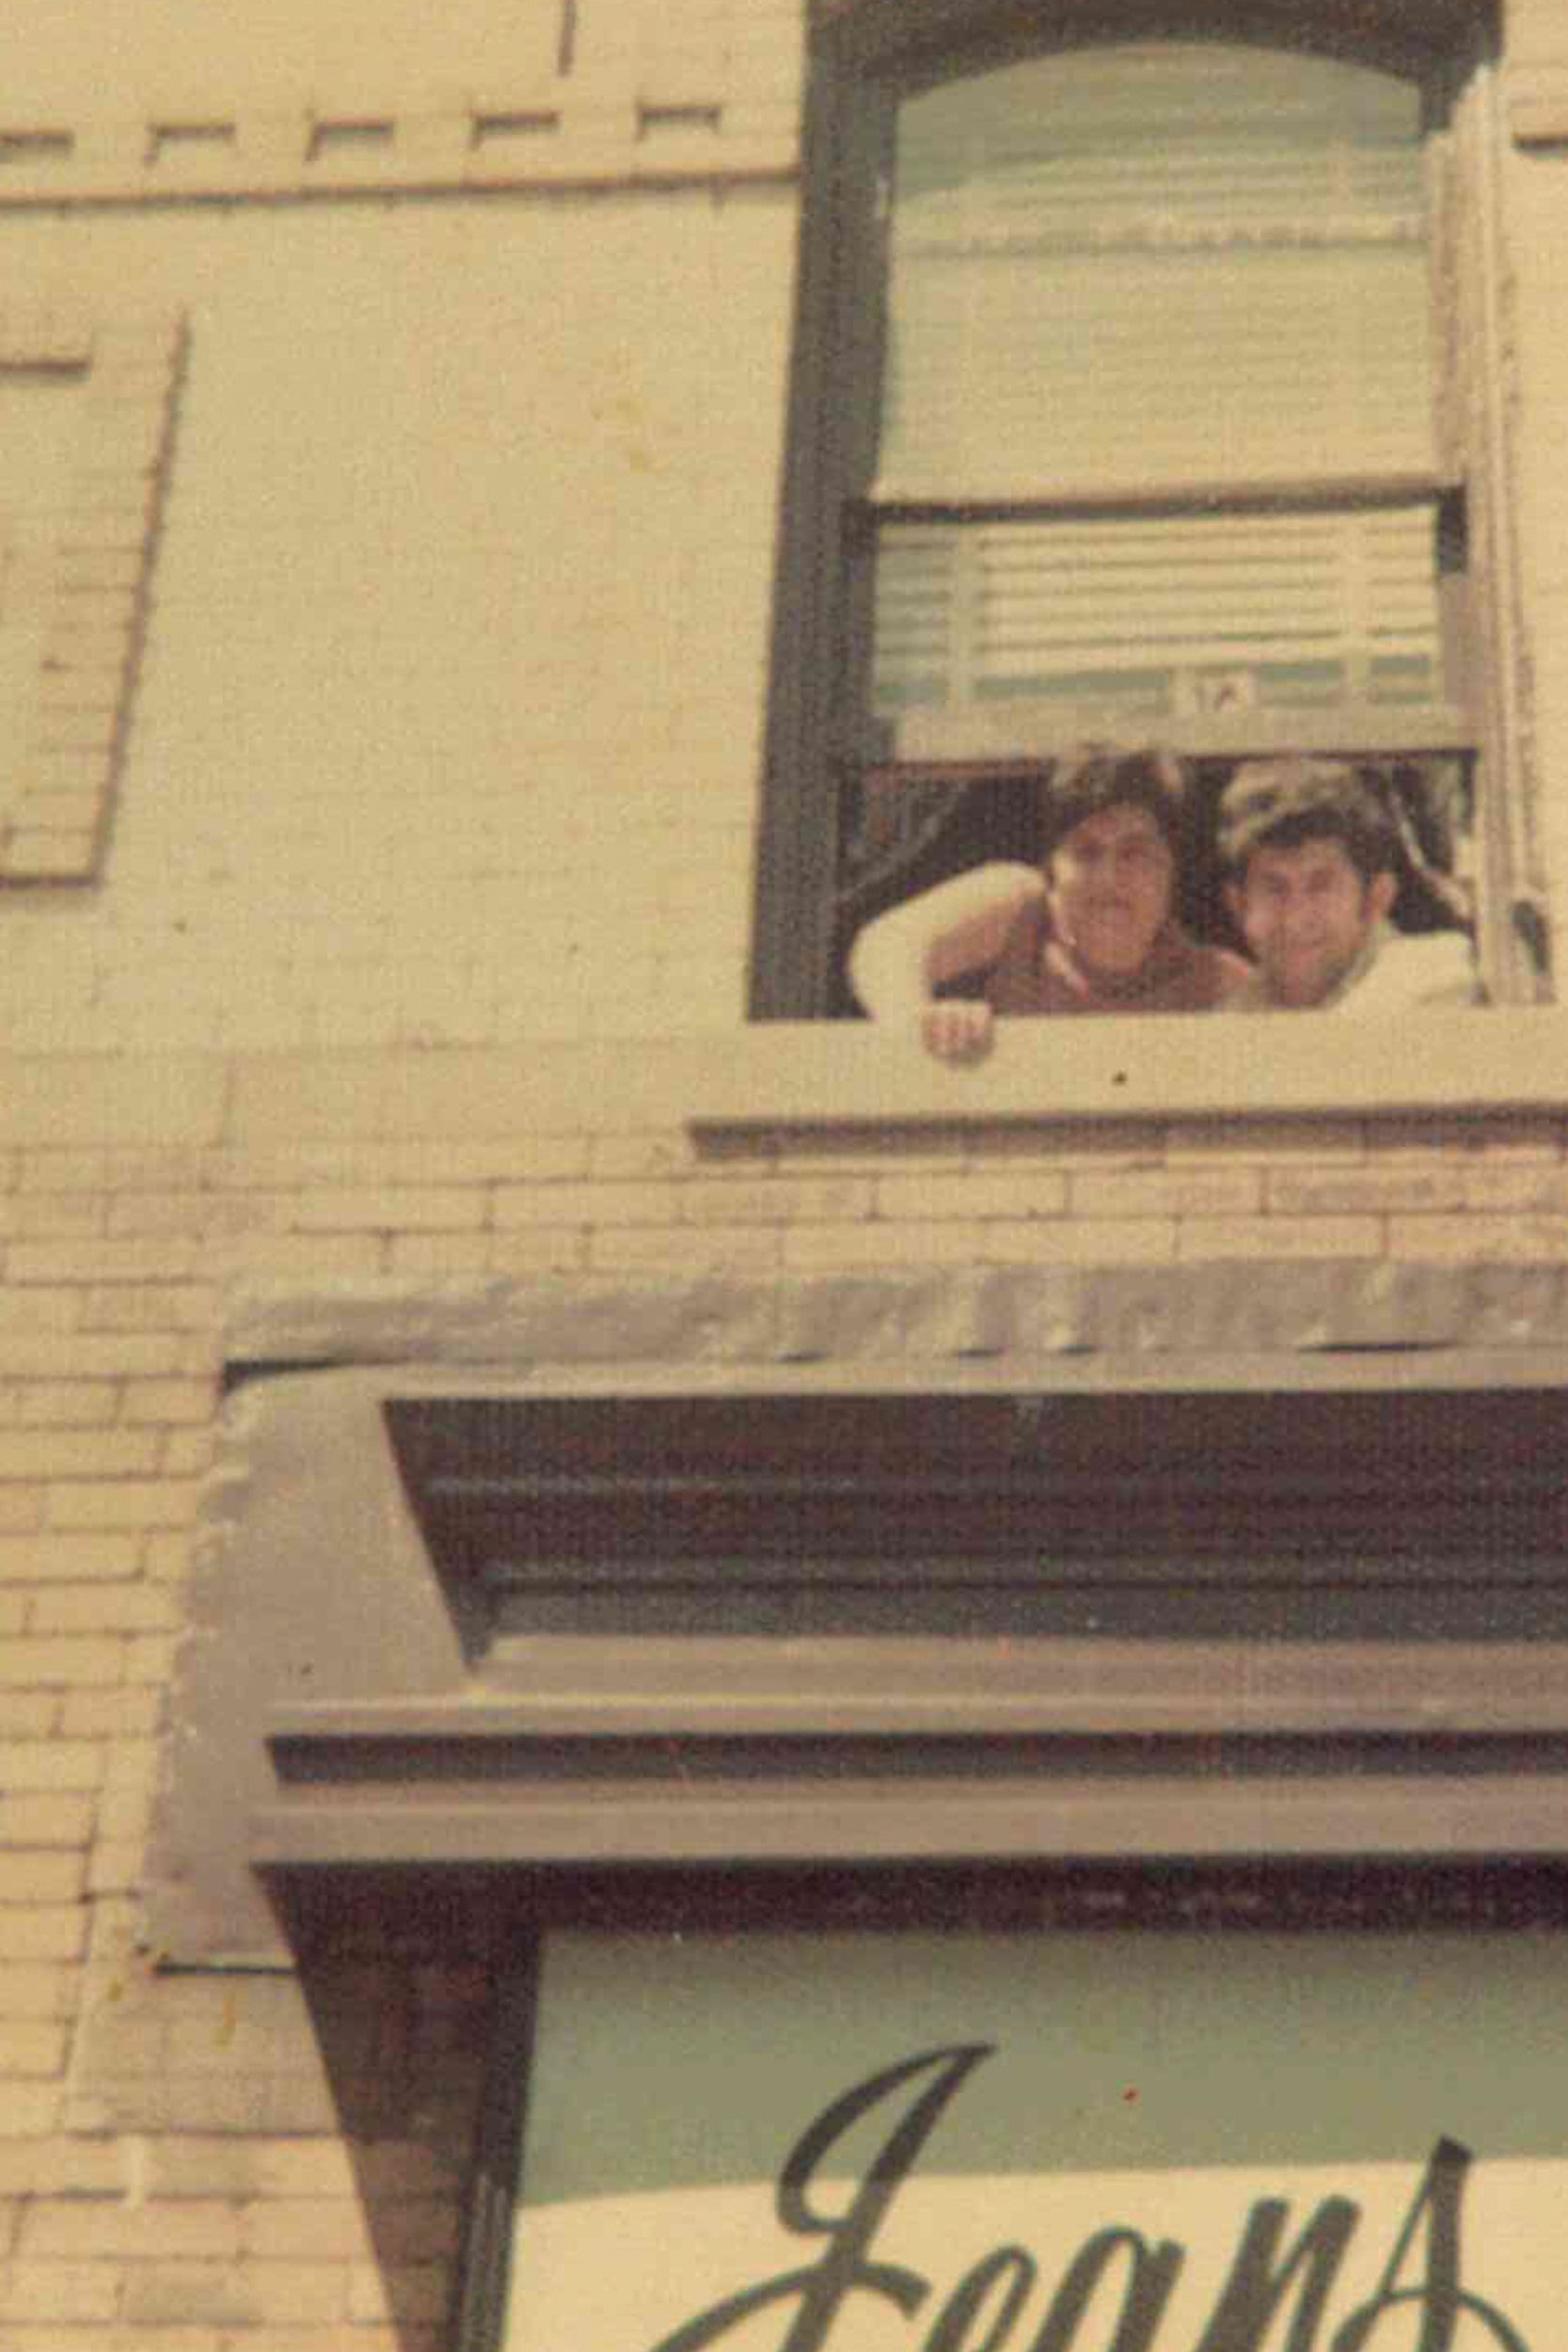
xmin=0 ymin=1596 xmax=24 ymax=1638
xmin=487 ymin=1228 xmax=591 ymax=1278
xmin=0 ymin=2260 xmax=120 ymax=2323
xmin=9 ymin=1193 xmax=107 ymax=1240
xmin=123 ymin=1633 xmax=179 ymax=1684
xmin=120 ymin=1377 xmax=215 ymax=1425
xmin=1456 ymin=1164 xmax=1568 ymax=1212
xmin=0 ymin=2083 xmax=65 ymax=2137
xmin=0 ymin=2135 xmax=123 ymax=2193
xmin=207 ymin=1232 xmax=386 ymax=1280
xmin=22 ymin=2199 xmax=243 ymax=2260
xmin=115 ymin=2263 xmax=267 ymax=2329
xmin=493 ymin=1180 xmax=678 ymax=1227
xmin=286 ymin=1185 xmax=483 ymax=1232
xmin=0 ymin=1699 xmax=53 ymax=1737
xmin=985 ymin=1217 xmax=1178 ymax=1265
xmin=214 ymin=2334 xmax=410 ymax=2352
xmin=0 ymin=2022 xmax=68 ymax=2077
xmin=13 ymin=1381 xmax=119 ymax=1426
xmin=30 ymin=1584 xmax=178 ymax=1634
xmin=781 ymin=1219 xmax=1005 ymax=1270
xmin=876 ymin=1173 xmax=1068 ymax=1220
xmin=0 ymin=1489 xmax=44 ymax=1533
xmin=142 ymin=1533 xmax=192 ymax=1583
xmin=0 ymin=1429 xmax=162 ymax=1479
xmin=97 ymin=1786 xmax=151 ymax=1842
xmin=387 ymin=1232 xmax=496 ymax=1277
xmin=1265 ymin=1168 xmax=1466 ymax=1216
xmin=60 ymin=1688 xmax=162 ymax=1738
xmin=0 ymin=1290 xmax=82 ymax=1335
xmin=0 ymin=1744 xmax=103 ymax=1793
xmin=17 ymin=1152 xmax=108 ymax=1193
xmin=0 ymin=1910 xmax=87 ymax=1963
xmin=0 ymin=2332 xmax=225 ymax=2352
xmin=589 ymin=1226 xmax=784 ymax=1275
xmin=1069 ymin=1168 xmax=1263 ymax=1218
xmin=0 ymin=1854 xmax=87 ymax=1906
xmin=0 ymin=1964 xmax=76 ymax=2019
xmin=208 ymin=1136 xmax=589 ymax=1186
xmin=0 ymin=1060 xmax=222 ymax=1152
xmin=1388 ymin=1215 xmax=1568 ymax=1263
xmin=1178 ymin=1217 xmax=1383 ymax=1260
xmin=80 ymin=1285 xmax=219 ymax=1334
xmin=87 ymin=1837 xmax=148 ymax=1895
xmin=5 ymin=1238 xmax=202 ymax=1284
xmin=0 ymin=1335 xmax=185 ymax=1378
xmin=684 ymin=1176 xmax=876 ymax=1223
xmin=0 ymin=1639 xmax=122 ymax=1689
xmin=161 ymin=1428 xmax=216 ymax=1477
xmin=104 ymin=1191 xmax=238 ymax=1239
xmin=48 ymin=1482 xmax=201 ymax=1532
xmin=0 ymin=1794 xmax=92 ymax=1846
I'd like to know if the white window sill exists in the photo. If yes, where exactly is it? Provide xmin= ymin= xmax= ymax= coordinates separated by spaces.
xmin=685 ymin=1006 xmax=1568 ymax=1132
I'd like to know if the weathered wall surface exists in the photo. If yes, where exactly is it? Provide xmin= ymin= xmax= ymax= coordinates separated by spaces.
xmin=3 ymin=0 xmax=1568 ymax=2344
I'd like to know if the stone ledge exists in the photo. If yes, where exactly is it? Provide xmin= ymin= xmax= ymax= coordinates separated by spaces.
xmin=220 ymin=1262 xmax=1568 ymax=1374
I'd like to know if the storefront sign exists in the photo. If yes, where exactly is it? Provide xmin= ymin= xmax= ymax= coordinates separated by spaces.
xmin=500 ymin=1931 xmax=1563 ymax=2349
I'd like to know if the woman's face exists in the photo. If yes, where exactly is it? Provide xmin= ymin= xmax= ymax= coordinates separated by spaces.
xmin=1045 ymin=802 xmax=1175 ymax=979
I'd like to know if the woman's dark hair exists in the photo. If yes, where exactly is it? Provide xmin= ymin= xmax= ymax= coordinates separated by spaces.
xmin=1038 ymin=746 xmax=1188 ymax=866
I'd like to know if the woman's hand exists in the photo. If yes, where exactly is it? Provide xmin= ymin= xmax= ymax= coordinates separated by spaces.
xmin=922 ymin=1001 xmax=995 ymax=1063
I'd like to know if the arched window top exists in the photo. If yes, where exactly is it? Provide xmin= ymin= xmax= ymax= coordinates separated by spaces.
xmin=895 ymin=40 xmax=1426 ymax=220
xmin=815 ymin=0 xmax=1497 ymax=86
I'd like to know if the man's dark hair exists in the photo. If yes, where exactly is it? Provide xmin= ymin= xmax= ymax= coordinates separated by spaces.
xmin=1038 ymin=746 xmax=1187 ymax=866
xmin=1216 ymin=756 xmax=1402 ymax=886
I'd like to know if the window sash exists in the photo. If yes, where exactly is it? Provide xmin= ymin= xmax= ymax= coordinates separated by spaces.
xmin=864 ymin=497 xmax=1455 ymax=748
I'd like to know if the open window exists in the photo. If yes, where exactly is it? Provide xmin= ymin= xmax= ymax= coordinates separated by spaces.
xmin=750 ymin=0 xmax=1538 ymax=1019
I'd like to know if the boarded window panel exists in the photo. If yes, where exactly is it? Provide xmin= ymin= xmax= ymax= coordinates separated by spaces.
xmin=880 ymin=248 xmax=1435 ymax=490
xmin=871 ymin=503 xmax=1445 ymax=724
xmin=879 ymin=42 xmax=1436 ymax=497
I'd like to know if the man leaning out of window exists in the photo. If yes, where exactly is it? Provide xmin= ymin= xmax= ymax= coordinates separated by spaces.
xmin=1217 ymin=756 xmax=1481 ymax=1014
xmin=848 ymin=747 xmax=1250 ymax=1063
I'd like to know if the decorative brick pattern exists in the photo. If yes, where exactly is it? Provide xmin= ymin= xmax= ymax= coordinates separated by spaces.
xmin=0 ymin=2 xmax=803 ymax=207
xmin=0 ymin=310 xmax=185 ymax=887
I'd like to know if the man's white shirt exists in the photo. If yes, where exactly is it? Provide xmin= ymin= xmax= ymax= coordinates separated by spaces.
xmin=1227 ymin=924 xmax=1481 ymax=1012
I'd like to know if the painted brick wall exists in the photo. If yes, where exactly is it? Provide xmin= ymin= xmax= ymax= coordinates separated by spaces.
xmin=2 ymin=0 xmax=1568 ymax=2343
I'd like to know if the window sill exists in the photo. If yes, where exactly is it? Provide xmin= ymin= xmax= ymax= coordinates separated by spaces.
xmin=687 ymin=1006 xmax=1568 ymax=1132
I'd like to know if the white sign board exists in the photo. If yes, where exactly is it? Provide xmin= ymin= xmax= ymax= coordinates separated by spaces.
xmin=501 ymin=1929 xmax=1563 ymax=2350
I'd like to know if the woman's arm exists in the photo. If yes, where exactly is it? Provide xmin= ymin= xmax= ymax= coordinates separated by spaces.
xmin=848 ymin=863 xmax=1044 ymax=1060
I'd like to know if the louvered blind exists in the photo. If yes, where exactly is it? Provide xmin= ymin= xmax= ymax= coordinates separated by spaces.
xmin=872 ymin=503 xmax=1443 ymax=722
xmin=870 ymin=43 xmax=1446 ymax=734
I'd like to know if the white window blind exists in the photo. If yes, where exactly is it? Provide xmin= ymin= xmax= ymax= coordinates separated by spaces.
xmin=870 ymin=42 xmax=1446 ymax=733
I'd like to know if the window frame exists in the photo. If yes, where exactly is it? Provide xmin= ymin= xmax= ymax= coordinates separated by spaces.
xmin=749 ymin=0 xmax=1520 ymax=1025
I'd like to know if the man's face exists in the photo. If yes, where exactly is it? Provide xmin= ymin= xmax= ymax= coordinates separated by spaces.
xmin=1229 ymin=836 xmax=1396 ymax=1008
xmin=1045 ymin=803 xmax=1174 ymax=980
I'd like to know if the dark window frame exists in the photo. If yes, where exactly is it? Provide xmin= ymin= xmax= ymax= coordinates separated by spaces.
xmin=749 ymin=0 xmax=1512 ymax=1021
